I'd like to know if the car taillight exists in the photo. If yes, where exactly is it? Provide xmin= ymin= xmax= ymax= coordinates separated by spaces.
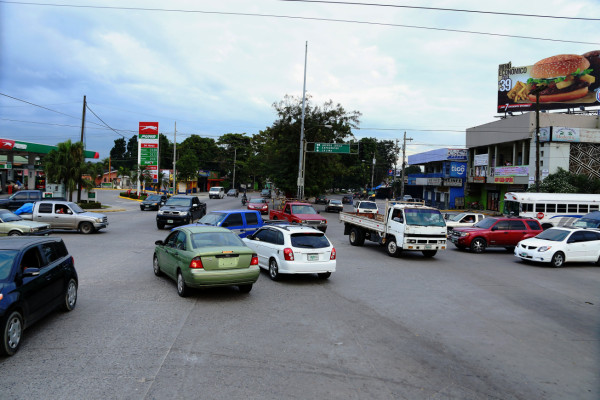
xmin=70 ymin=256 xmax=74 ymax=267
xmin=189 ymin=257 xmax=203 ymax=269
xmin=251 ymin=254 xmax=259 ymax=265
xmin=330 ymin=247 xmax=336 ymax=260
xmin=284 ymin=248 xmax=294 ymax=261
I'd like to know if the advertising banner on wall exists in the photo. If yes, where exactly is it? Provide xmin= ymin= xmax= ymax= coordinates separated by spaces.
xmin=449 ymin=162 xmax=467 ymax=178
xmin=474 ymin=154 xmax=489 ymax=166
xmin=138 ymin=122 xmax=159 ymax=183
xmin=551 ymin=127 xmax=600 ymax=143
xmin=497 ymin=51 xmax=600 ymax=112
xmin=494 ymin=166 xmax=529 ymax=176
xmin=447 ymin=149 xmax=467 ymax=160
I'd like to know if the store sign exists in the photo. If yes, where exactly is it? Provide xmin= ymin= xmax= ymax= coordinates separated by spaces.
xmin=474 ymin=154 xmax=488 ymax=166
xmin=494 ymin=166 xmax=529 ymax=176
xmin=450 ymin=162 xmax=467 ymax=178
xmin=138 ymin=122 xmax=159 ymax=182
xmin=497 ymin=55 xmax=600 ymax=112
xmin=444 ymin=178 xmax=463 ymax=187
xmin=473 ymin=176 xmax=486 ymax=182
xmin=447 ymin=149 xmax=467 ymax=160
xmin=494 ymin=177 xmax=514 ymax=184
xmin=0 ymin=162 xmax=12 ymax=169
xmin=539 ymin=127 xmax=551 ymax=142
xmin=427 ymin=178 xmax=442 ymax=186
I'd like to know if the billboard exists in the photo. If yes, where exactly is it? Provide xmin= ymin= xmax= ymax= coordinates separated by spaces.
xmin=449 ymin=162 xmax=467 ymax=178
xmin=497 ymin=51 xmax=600 ymax=112
xmin=138 ymin=122 xmax=159 ymax=183
xmin=552 ymin=127 xmax=600 ymax=143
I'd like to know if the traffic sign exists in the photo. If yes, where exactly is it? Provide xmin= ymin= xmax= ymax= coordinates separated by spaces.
xmin=313 ymin=143 xmax=350 ymax=153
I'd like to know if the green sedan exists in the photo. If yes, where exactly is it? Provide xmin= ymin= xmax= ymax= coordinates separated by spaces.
xmin=153 ymin=226 xmax=260 ymax=297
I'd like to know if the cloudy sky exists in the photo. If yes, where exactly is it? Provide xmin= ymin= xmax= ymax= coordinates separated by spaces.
xmin=1 ymin=0 xmax=599 ymax=160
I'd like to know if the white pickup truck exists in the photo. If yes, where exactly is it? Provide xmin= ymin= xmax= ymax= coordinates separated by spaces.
xmin=340 ymin=201 xmax=447 ymax=257
xmin=445 ymin=212 xmax=486 ymax=231
xmin=21 ymin=200 xmax=108 ymax=234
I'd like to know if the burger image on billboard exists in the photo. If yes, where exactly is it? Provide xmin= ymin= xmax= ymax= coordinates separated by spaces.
xmin=526 ymin=54 xmax=595 ymax=103
xmin=583 ymin=50 xmax=600 ymax=92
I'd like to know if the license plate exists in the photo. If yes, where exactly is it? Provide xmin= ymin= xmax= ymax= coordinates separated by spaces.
xmin=520 ymin=252 xmax=527 ymax=257
xmin=167 ymin=220 xmax=174 ymax=224
xmin=425 ymin=245 xmax=432 ymax=249
xmin=219 ymin=258 xmax=238 ymax=268
xmin=308 ymin=254 xmax=319 ymax=261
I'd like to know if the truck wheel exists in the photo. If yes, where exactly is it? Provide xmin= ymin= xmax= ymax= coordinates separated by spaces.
xmin=386 ymin=238 xmax=401 ymax=257
xmin=470 ymin=238 xmax=486 ymax=253
xmin=8 ymin=231 xmax=22 ymax=236
xmin=157 ymin=222 xmax=165 ymax=230
xmin=79 ymin=222 xmax=94 ymax=234
xmin=349 ymin=228 xmax=364 ymax=246
xmin=422 ymin=250 xmax=437 ymax=258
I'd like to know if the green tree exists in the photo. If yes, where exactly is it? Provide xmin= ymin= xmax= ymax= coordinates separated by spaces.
xmin=533 ymin=167 xmax=600 ymax=193
xmin=255 ymin=95 xmax=361 ymax=197
xmin=126 ymin=136 xmax=138 ymax=169
xmin=176 ymin=151 xmax=199 ymax=183
xmin=117 ymin=166 xmax=130 ymax=189
xmin=109 ymin=138 xmax=127 ymax=169
xmin=159 ymin=133 xmax=173 ymax=170
xmin=44 ymin=140 xmax=84 ymax=201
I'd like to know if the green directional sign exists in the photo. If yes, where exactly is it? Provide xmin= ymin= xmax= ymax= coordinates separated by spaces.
xmin=314 ymin=143 xmax=350 ymax=154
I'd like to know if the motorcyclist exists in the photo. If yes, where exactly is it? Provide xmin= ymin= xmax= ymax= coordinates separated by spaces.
xmin=241 ymin=192 xmax=247 ymax=205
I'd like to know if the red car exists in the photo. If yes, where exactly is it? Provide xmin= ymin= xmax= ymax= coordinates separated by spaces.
xmin=450 ymin=217 xmax=542 ymax=253
xmin=247 ymin=197 xmax=269 ymax=215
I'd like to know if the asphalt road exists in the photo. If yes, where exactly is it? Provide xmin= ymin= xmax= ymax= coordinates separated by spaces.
xmin=1 ymin=191 xmax=598 ymax=399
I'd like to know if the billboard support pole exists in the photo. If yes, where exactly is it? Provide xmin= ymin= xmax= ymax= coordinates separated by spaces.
xmin=535 ymin=92 xmax=540 ymax=192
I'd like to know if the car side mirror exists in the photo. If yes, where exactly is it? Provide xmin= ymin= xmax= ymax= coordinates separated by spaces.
xmin=491 ymin=226 xmax=498 ymax=231
xmin=155 ymin=240 xmax=164 ymax=246
xmin=22 ymin=267 xmax=40 ymax=277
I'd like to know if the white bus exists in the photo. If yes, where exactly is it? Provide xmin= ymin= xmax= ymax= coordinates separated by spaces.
xmin=503 ymin=192 xmax=600 ymax=229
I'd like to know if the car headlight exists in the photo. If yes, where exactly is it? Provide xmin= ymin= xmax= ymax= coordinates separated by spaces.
xmin=158 ymin=210 xmax=164 ymax=215
xmin=407 ymin=239 xmax=416 ymax=244
xmin=321 ymin=220 xmax=326 ymax=224
xmin=460 ymin=232 xmax=470 ymax=237
xmin=152 ymin=202 xmax=158 ymax=206
xmin=301 ymin=220 xmax=306 ymax=223
xmin=537 ymin=246 xmax=552 ymax=252
xmin=95 ymin=218 xmax=103 ymax=223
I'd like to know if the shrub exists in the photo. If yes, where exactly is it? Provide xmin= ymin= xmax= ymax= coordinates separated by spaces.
xmin=78 ymin=201 xmax=102 ymax=209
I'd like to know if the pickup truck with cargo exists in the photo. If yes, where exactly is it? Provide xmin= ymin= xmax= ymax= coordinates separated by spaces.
xmin=269 ymin=201 xmax=328 ymax=232
xmin=20 ymin=200 xmax=108 ymax=234
xmin=340 ymin=201 xmax=447 ymax=257
xmin=191 ymin=210 xmax=266 ymax=238
xmin=0 ymin=190 xmax=64 ymax=211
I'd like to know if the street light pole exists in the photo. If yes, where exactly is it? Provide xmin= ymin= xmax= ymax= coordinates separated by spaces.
xmin=297 ymin=41 xmax=308 ymax=200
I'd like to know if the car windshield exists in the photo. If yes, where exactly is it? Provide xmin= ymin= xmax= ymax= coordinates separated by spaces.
xmin=249 ymin=198 xmax=266 ymax=203
xmin=0 ymin=210 xmax=22 ymax=222
xmin=227 ymin=190 xmax=236 ymax=194
xmin=165 ymin=198 xmax=192 ymax=206
xmin=404 ymin=209 xmax=446 ymax=227
xmin=359 ymin=202 xmax=378 ymax=209
xmin=473 ymin=218 xmax=497 ymax=229
xmin=290 ymin=233 xmax=330 ymax=248
xmin=199 ymin=212 xmax=227 ymax=225
xmin=146 ymin=195 xmax=161 ymax=201
xmin=535 ymin=229 xmax=571 ymax=242
xmin=292 ymin=205 xmax=318 ymax=214
xmin=190 ymin=231 xmax=245 ymax=249
xmin=0 ymin=250 xmax=17 ymax=281
xmin=450 ymin=213 xmax=468 ymax=222
xmin=209 ymin=188 xmax=221 ymax=192
xmin=572 ymin=218 xmax=600 ymax=228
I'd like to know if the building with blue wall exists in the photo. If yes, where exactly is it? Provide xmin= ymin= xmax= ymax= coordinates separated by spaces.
xmin=407 ymin=148 xmax=467 ymax=209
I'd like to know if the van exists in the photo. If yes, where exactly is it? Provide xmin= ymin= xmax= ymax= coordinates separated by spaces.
xmin=209 ymin=186 xmax=225 ymax=199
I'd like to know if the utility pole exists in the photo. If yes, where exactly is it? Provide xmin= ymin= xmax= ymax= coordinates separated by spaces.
xmin=401 ymin=131 xmax=413 ymax=198
xmin=173 ymin=122 xmax=177 ymax=195
xmin=393 ymin=138 xmax=399 ymax=198
xmin=78 ymin=95 xmax=87 ymax=202
xmin=232 ymin=147 xmax=237 ymax=190
xmin=297 ymin=41 xmax=308 ymax=200
xmin=370 ymin=153 xmax=376 ymax=190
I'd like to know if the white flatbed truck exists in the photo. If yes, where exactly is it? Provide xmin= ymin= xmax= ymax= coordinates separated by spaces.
xmin=339 ymin=201 xmax=447 ymax=257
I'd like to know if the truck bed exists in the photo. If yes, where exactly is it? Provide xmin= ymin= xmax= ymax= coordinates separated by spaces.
xmin=339 ymin=212 xmax=386 ymax=233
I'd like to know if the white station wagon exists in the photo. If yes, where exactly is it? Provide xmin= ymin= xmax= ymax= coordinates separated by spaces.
xmin=243 ymin=224 xmax=336 ymax=280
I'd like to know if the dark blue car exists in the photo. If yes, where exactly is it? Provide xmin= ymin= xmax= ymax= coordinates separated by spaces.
xmin=0 ymin=237 xmax=78 ymax=356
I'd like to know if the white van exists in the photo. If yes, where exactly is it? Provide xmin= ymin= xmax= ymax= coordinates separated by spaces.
xmin=209 ymin=186 xmax=225 ymax=199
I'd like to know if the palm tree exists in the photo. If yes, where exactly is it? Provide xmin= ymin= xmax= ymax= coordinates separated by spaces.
xmin=44 ymin=140 xmax=84 ymax=201
xmin=117 ymin=166 xmax=130 ymax=189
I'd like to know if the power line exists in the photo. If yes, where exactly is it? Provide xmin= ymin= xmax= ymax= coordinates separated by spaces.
xmin=0 ymin=1 xmax=597 ymax=45
xmin=279 ymin=0 xmax=600 ymax=21
xmin=85 ymin=104 xmax=127 ymax=138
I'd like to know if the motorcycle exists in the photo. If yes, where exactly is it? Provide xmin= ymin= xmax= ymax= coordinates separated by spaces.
xmin=241 ymin=195 xmax=247 ymax=206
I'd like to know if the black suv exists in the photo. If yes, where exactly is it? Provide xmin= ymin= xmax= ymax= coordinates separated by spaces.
xmin=156 ymin=195 xmax=206 ymax=229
